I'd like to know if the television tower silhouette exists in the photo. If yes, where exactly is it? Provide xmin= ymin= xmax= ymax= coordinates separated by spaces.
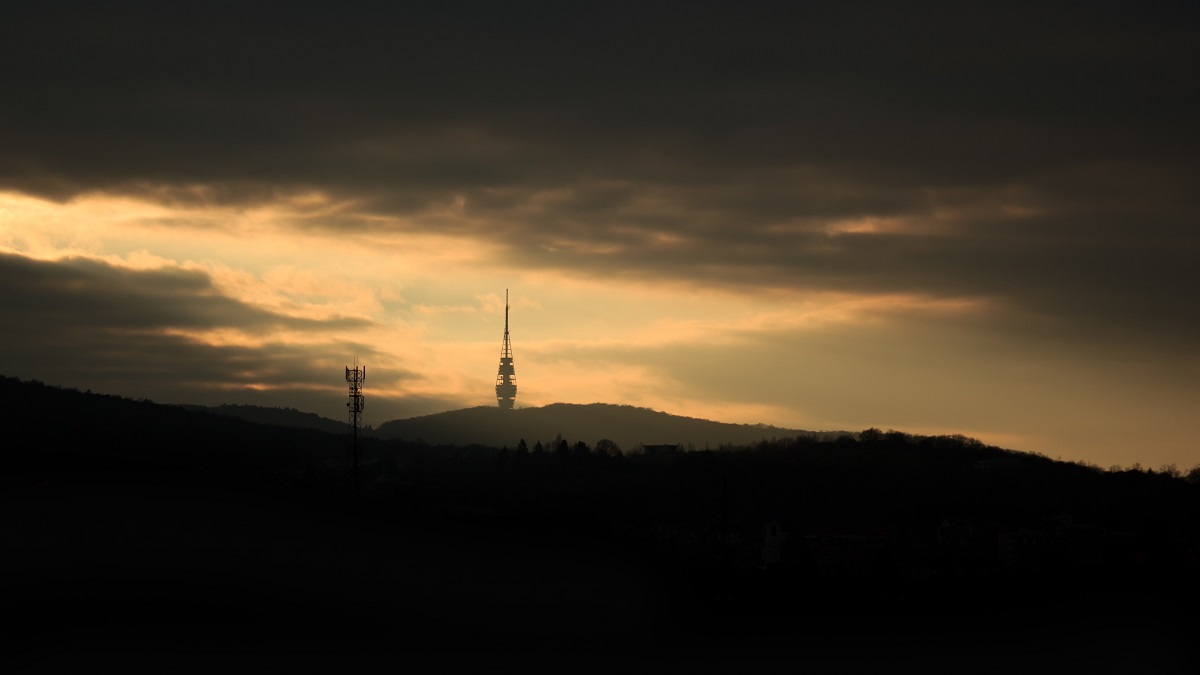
xmin=345 ymin=357 xmax=365 ymax=501
xmin=495 ymin=290 xmax=517 ymax=409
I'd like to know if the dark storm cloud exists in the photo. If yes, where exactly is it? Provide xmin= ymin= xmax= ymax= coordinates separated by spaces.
xmin=5 ymin=2 xmax=1194 ymax=196
xmin=3 ymin=2 xmax=1197 ymax=351
xmin=0 ymin=253 xmax=368 ymax=334
xmin=0 ymin=253 xmax=377 ymax=393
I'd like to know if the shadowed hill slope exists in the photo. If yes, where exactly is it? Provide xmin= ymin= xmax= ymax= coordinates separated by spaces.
xmin=375 ymin=402 xmax=847 ymax=450
xmin=179 ymin=403 xmax=350 ymax=435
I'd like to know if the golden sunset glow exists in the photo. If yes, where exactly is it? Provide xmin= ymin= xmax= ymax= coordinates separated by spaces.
xmin=3 ymin=185 xmax=1193 ymax=469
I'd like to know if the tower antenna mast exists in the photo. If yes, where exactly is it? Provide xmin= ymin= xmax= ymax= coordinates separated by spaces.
xmin=345 ymin=356 xmax=365 ymax=501
xmin=495 ymin=290 xmax=517 ymax=409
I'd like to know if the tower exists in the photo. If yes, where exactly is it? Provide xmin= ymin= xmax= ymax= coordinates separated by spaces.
xmin=345 ymin=357 xmax=365 ymax=501
xmin=495 ymin=289 xmax=517 ymax=409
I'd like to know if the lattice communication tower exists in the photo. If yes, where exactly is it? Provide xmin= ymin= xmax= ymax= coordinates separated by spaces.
xmin=346 ymin=357 xmax=365 ymax=501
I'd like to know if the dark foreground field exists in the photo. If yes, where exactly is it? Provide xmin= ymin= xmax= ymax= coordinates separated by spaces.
xmin=5 ymin=467 xmax=1197 ymax=674
xmin=4 ymin=378 xmax=1197 ymax=672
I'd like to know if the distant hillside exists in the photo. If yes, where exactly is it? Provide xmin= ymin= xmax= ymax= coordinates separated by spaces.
xmin=180 ymin=403 xmax=350 ymax=435
xmin=0 ymin=376 xmax=365 ymax=483
xmin=375 ymin=402 xmax=848 ymax=451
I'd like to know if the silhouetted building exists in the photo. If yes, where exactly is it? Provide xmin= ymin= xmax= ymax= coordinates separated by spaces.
xmin=761 ymin=520 xmax=789 ymax=566
xmin=937 ymin=517 xmax=975 ymax=548
xmin=973 ymin=457 xmax=1021 ymax=471
xmin=798 ymin=529 xmax=895 ymax=574
xmin=997 ymin=514 xmax=1112 ymax=573
xmin=495 ymin=289 xmax=517 ymax=409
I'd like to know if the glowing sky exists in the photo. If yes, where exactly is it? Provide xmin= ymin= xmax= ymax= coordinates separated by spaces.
xmin=2 ymin=3 xmax=1196 ymax=468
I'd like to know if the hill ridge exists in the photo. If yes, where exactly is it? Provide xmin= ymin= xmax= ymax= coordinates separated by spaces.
xmin=179 ymin=403 xmax=350 ymax=435
xmin=375 ymin=401 xmax=850 ymax=451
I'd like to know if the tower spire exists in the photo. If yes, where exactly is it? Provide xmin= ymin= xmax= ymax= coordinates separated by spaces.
xmin=495 ymin=289 xmax=517 ymax=409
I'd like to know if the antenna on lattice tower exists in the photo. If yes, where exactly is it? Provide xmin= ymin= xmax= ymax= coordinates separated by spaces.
xmin=345 ymin=356 xmax=365 ymax=502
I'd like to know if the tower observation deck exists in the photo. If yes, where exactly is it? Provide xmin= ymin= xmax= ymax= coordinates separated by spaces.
xmin=495 ymin=289 xmax=517 ymax=409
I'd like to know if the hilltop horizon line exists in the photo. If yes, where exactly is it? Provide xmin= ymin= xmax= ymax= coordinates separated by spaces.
xmin=6 ymin=374 xmax=857 ymax=447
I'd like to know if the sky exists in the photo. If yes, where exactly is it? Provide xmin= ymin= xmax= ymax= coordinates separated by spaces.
xmin=1 ymin=2 xmax=1196 ymax=469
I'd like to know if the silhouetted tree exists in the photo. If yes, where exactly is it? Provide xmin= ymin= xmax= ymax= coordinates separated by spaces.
xmin=595 ymin=438 xmax=621 ymax=457
xmin=516 ymin=438 xmax=529 ymax=455
xmin=573 ymin=440 xmax=590 ymax=458
xmin=1187 ymin=465 xmax=1200 ymax=485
